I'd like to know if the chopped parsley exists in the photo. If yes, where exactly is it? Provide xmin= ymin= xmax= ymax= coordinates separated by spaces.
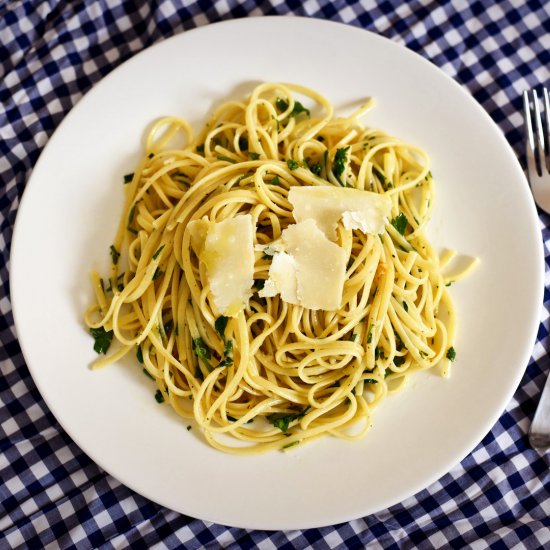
xmin=287 ymin=159 xmax=299 ymax=170
xmin=152 ymin=267 xmax=163 ymax=281
xmin=248 ymin=151 xmax=260 ymax=160
xmin=446 ymin=281 xmax=454 ymax=287
xmin=218 ymin=340 xmax=234 ymax=368
xmin=152 ymin=244 xmax=165 ymax=260
xmin=364 ymin=378 xmax=378 ymax=384
xmin=446 ymin=347 xmax=457 ymax=362
xmin=127 ymin=204 xmax=136 ymax=225
xmin=275 ymin=98 xmax=310 ymax=118
xmin=193 ymin=337 xmax=211 ymax=368
xmin=136 ymin=345 xmax=144 ymax=364
xmin=90 ymin=327 xmax=113 ymax=354
xmin=172 ymin=172 xmax=189 ymax=184
xmin=275 ymin=97 xmax=288 ymax=112
xmin=333 ymin=147 xmax=349 ymax=185
xmin=391 ymin=212 xmax=408 ymax=236
xmin=373 ymin=167 xmax=386 ymax=184
xmin=142 ymin=368 xmax=155 ymax=381
xmin=238 ymin=137 xmax=248 ymax=150
xmin=403 ymin=301 xmax=409 ymax=312
xmin=309 ymin=162 xmax=322 ymax=176
xmin=267 ymin=408 xmax=308 ymax=432
xmin=123 ymin=173 xmax=133 ymax=184
xmin=291 ymin=101 xmax=309 ymax=117
xmin=282 ymin=441 xmax=300 ymax=450
xmin=270 ymin=175 xmax=281 ymax=186
xmin=109 ymin=245 xmax=120 ymax=264
xmin=215 ymin=316 xmax=229 ymax=339
xmin=154 ymin=389 xmax=165 ymax=403
xmin=394 ymin=356 xmax=406 ymax=366
xmin=366 ymin=323 xmax=374 ymax=344
xmin=216 ymin=155 xmax=237 ymax=163
xmin=349 ymin=333 xmax=359 ymax=343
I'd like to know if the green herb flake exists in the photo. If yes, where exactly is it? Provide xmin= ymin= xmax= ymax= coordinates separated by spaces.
xmin=218 ymin=339 xmax=234 ymax=368
xmin=90 ymin=327 xmax=113 ymax=355
xmin=248 ymin=151 xmax=260 ymax=160
xmin=275 ymin=97 xmax=289 ymax=113
xmin=391 ymin=212 xmax=408 ymax=236
xmin=290 ymin=101 xmax=309 ymax=117
xmin=374 ymin=347 xmax=381 ymax=360
xmin=109 ymin=245 xmax=120 ymax=265
xmin=152 ymin=267 xmax=163 ymax=281
xmin=349 ymin=333 xmax=359 ymax=343
xmin=217 ymin=155 xmax=237 ymax=164
xmin=142 ymin=368 xmax=155 ymax=381
xmin=136 ymin=345 xmax=144 ymax=364
xmin=309 ymin=163 xmax=322 ymax=176
xmin=172 ymin=172 xmax=190 ymax=185
xmin=123 ymin=173 xmax=133 ymax=184
xmin=187 ymin=425 xmax=192 ymax=431
xmin=270 ymin=175 xmax=281 ymax=186
xmin=394 ymin=356 xmax=406 ymax=366
xmin=153 ymin=245 xmax=165 ymax=260
xmin=154 ymin=389 xmax=165 ymax=403
xmin=282 ymin=440 xmax=300 ymax=450
xmin=127 ymin=204 xmax=136 ymax=225
xmin=364 ymin=378 xmax=378 ymax=384
xmin=446 ymin=281 xmax=454 ymax=287
xmin=333 ymin=147 xmax=350 ymax=185
xmin=193 ymin=337 xmax=211 ymax=368
xmin=267 ymin=408 xmax=308 ymax=432
xmin=446 ymin=347 xmax=457 ymax=362
xmin=366 ymin=323 xmax=374 ymax=344
xmin=287 ymin=159 xmax=299 ymax=171
xmin=215 ymin=316 xmax=229 ymax=339
xmin=373 ymin=167 xmax=384 ymax=180
xmin=403 ymin=301 xmax=409 ymax=312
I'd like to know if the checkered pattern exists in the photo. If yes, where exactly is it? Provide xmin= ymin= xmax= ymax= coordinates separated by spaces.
xmin=1 ymin=0 xmax=549 ymax=547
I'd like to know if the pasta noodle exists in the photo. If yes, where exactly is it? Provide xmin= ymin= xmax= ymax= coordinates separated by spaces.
xmin=84 ymin=82 xmax=473 ymax=454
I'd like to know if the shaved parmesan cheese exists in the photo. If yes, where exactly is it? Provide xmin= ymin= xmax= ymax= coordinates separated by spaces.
xmin=261 ymin=219 xmax=347 ymax=311
xmin=197 ymin=215 xmax=255 ymax=317
xmin=259 ymin=252 xmax=298 ymax=303
xmin=186 ymin=218 xmax=209 ymax=256
xmin=288 ymin=185 xmax=392 ymax=240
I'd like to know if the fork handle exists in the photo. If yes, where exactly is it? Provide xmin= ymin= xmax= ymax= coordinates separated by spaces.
xmin=529 ymin=368 xmax=550 ymax=451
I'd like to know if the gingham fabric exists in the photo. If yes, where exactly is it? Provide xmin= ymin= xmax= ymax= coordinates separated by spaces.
xmin=1 ymin=1 xmax=549 ymax=548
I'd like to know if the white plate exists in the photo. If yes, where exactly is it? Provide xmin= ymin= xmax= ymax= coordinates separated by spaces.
xmin=10 ymin=17 xmax=544 ymax=530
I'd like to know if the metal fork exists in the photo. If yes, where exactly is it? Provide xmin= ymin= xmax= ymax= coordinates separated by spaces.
xmin=523 ymin=88 xmax=550 ymax=212
xmin=524 ymin=87 xmax=550 ymax=451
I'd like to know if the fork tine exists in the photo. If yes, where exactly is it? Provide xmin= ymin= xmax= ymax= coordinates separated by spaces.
xmin=524 ymin=90 xmax=538 ymax=181
xmin=544 ymin=87 xmax=550 ymax=173
xmin=532 ymin=89 xmax=546 ymax=177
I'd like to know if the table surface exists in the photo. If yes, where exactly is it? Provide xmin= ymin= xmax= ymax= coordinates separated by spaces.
xmin=1 ymin=1 xmax=549 ymax=548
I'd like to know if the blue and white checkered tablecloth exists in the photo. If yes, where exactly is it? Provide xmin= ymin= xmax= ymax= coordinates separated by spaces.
xmin=1 ymin=1 xmax=549 ymax=548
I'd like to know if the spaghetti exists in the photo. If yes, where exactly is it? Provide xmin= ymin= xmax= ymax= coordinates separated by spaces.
xmin=84 ymin=82 xmax=475 ymax=454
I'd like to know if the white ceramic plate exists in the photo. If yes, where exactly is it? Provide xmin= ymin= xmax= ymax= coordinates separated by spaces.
xmin=11 ymin=17 xmax=543 ymax=530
